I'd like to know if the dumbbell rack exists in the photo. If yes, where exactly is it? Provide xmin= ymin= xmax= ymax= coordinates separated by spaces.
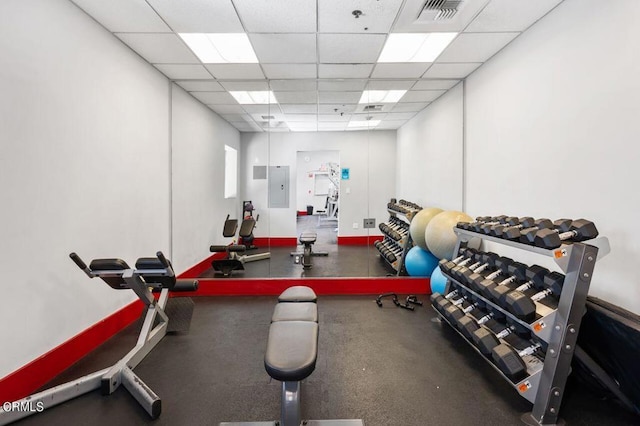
xmin=436 ymin=228 xmax=610 ymax=425
xmin=376 ymin=200 xmax=421 ymax=276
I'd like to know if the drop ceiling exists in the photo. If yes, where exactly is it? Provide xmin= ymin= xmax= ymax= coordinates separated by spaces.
xmin=71 ymin=0 xmax=563 ymax=132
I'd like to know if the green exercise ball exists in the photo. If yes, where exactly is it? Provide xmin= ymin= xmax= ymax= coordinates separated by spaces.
xmin=425 ymin=210 xmax=473 ymax=260
xmin=409 ymin=207 xmax=444 ymax=250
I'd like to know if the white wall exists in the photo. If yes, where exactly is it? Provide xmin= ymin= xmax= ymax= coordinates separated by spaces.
xmin=396 ymin=84 xmax=464 ymax=210
xmin=171 ymin=85 xmax=241 ymax=271
xmin=0 ymin=0 xmax=241 ymax=380
xmin=396 ymin=0 xmax=640 ymax=314
xmin=241 ymin=131 xmax=396 ymax=238
xmin=296 ymin=150 xmax=340 ymax=213
xmin=0 ymin=0 xmax=170 ymax=378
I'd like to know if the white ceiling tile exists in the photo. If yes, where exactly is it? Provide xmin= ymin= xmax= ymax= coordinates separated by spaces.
xmin=250 ymin=34 xmax=316 ymax=64
xmin=205 ymin=64 xmax=265 ymax=79
xmin=422 ymin=63 xmax=481 ymax=79
xmin=175 ymin=80 xmax=224 ymax=91
xmin=284 ymin=114 xmax=317 ymax=122
xmin=269 ymin=80 xmax=318 ymax=92
xmin=218 ymin=81 xmax=270 ymax=91
xmin=233 ymin=0 xmax=316 ymax=32
xmin=146 ymin=0 xmax=243 ymax=32
xmin=222 ymin=114 xmax=252 ymax=121
xmin=466 ymin=0 xmax=563 ymax=32
xmin=288 ymin=122 xmax=320 ymax=131
xmin=280 ymin=104 xmax=318 ymax=114
xmin=318 ymin=92 xmax=362 ymax=104
xmin=318 ymin=114 xmax=351 ymax=122
xmin=318 ymin=80 xmax=367 ymax=91
xmin=318 ymin=34 xmax=386 ymax=63
xmin=377 ymin=120 xmax=406 ymax=129
xmin=318 ymin=64 xmax=374 ymax=78
xmin=71 ymin=0 xmax=171 ymax=32
xmin=155 ymin=64 xmax=213 ymax=79
xmin=318 ymin=0 xmax=403 ymax=34
xmin=208 ymin=104 xmax=247 ymax=114
xmin=412 ymin=79 xmax=459 ymax=90
xmin=386 ymin=112 xmax=418 ymax=120
xmin=391 ymin=102 xmax=430 ymax=112
xmin=366 ymin=80 xmax=417 ymax=90
xmin=317 ymin=122 xmax=348 ymax=131
xmin=371 ymin=63 xmax=431 ymax=79
xmin=274 ymin=91 xmax=318 ymax=104
xmin=262 ymin=64 xmax=316 ymax=79
xmin=352 ymin=112 xmax=388 ymax=121
xmin=399 ymin=90 xmax=446 ymax=103
xmin=318 ymin=104 xmax=357 ymax=114
xmin=116 ymin=33 xmax=198 ymax=63
xmin=437 ymin=33 xmax=519 ymax=63
xmin=191 ymin=91 xmax=238 ymax=104
xmin=242 ymin=105 xmax=283 ymax=115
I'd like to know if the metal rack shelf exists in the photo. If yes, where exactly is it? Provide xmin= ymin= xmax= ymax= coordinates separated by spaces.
xmin=382 ymin=200 xmax=422 ymax=276
xmin=437 ymin=226 xmax=611 ymax=425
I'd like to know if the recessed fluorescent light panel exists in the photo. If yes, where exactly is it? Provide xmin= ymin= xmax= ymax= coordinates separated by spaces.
xmin=358 ymin=90 xmax=407 ymax=104
xmin=179 ymin=33 xmax=258 ymax=63
xmin=230 ymin=91 xmax=278 ymax=104
xmin=347 ymin=120 xmax=381 ymax=128
xmin=378 ymin=33 xmax=457 ymax=62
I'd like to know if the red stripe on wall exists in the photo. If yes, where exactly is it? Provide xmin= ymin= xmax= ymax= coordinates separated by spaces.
xmin=0 ymin=300 xmax=144 ymax=403
xmin=337 ymin=235 xmax=384 ymax=246
xmin=174 ymin=276 xmax=430 ymax=297
xmin=249 ymin=237 xmax=298 ymax=247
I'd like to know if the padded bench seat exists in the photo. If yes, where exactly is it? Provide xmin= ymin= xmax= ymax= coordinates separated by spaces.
xmin=272 ymin=302 xmax=318 ymax=322
xmin=265 ymin=321 xmax=318 ymax=382
xmin=278 ymin=285 xmax=317 ymax=303
xmin=299 ymin=232 xmax=317 ymax=244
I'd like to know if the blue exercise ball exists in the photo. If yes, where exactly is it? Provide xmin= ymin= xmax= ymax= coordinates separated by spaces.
xmin=430 ymin=266 xmax=447 ymax=294
xmin=405 ymin=246 xmax=439 ymax=277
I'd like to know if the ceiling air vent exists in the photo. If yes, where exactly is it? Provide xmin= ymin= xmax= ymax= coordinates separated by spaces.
xmin=364 ymin=105 xmax=384 ymax=112
xmin=418 ymin=0 xmax=463 ymax=21
xmin=261 ymin=115 xmax=275 ymax=120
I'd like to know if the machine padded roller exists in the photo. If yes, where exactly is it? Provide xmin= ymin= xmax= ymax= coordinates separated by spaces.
xmin=209 ymin=244 xmax=246 ymax=253
xmin=265 ymin=321 xmax=318 ymax=382
xmin=272 ymin=302 xmax=318 ymax=322
xmin=172 ymin=279 xmax=199 ymax=292
xmin=278 ymin=286 xmax=317 ymax=303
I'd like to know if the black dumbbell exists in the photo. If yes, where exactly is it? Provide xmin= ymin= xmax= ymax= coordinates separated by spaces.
xmin=456 ymin=253 xmax=502 ymax=290
xmin=438 ymin=248 xmax=478 ymax=274
xmin=487 ymin=265 xmax=549 ymax=307
xmin=475 ymin=257 xmax=515 ymax=299
xmin=492 ymin=340 xmax=543 ymax=382
xmin=492 ymin=217 xmax=535 ymax=239
xmin=480 ymin=216 xmax=523 ymax=236
xmin=534 ymin=219 xmax=599 ymax=249
xmin=456 ymin=306 xmax=507 ymax=340
xmin=519 ymin=219 xmax=568 ymax=244
xmin=503 ymin=272 xmax=565 ymax=321
xmin=471 ymin=215 xmax=508 ymax=233
xmin=456 ymin=216 xmax=493 ymax=231
xmin=472 ymin=319 xmax=531 ymax=356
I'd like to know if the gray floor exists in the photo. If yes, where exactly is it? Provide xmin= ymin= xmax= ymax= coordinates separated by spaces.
xmin=201 ymin=215 xmax=395 ymax=278
xmin=13 ymin=297 xmax=639 ymax=426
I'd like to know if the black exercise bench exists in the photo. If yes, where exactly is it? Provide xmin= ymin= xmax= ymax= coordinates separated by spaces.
xmin=220 ymin=286 xmax=362 ymax=426
xmin=0 ymin=251 xmax=198 ymax=424
xmin=210 ymin=215 xmax=270 ymax=277
xmin=290 ymin=233 xmax=328 ymax=269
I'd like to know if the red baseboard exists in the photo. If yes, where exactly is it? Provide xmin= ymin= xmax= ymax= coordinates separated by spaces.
xmin=175 ymin=276 xmax=430 ymax=297
xmin=337 ymin=235 xmax=384 ymax=246
xmin=177 ymin=253 xmax=222 ymax=279
xmin=250 ymin=237 xmax=298 ymax=247
xmin=0 ymin=300 xmax=144 ymax=403
xmin=296 ymin=211 xmax=308 ymax=216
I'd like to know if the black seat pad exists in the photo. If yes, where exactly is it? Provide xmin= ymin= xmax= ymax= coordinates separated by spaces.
xmin=239 ymin=218 xmax=256 ymax=238
xmin=89 ymin=258 xmax=129 ymax=289
xmin=299 ymin=232 xmax=317 ymax=244
xmin=272 ymin=303 xmax=318 ymax=322
xmin=278 ymin=286 xmax=317 ymax=303
xmin=223 ymin=219 xmax=238 ymax=238
xmin=265 ymin=321 xmax=318 ymax=382
xmin=135 ymin=257 xmax=176 ymax=290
